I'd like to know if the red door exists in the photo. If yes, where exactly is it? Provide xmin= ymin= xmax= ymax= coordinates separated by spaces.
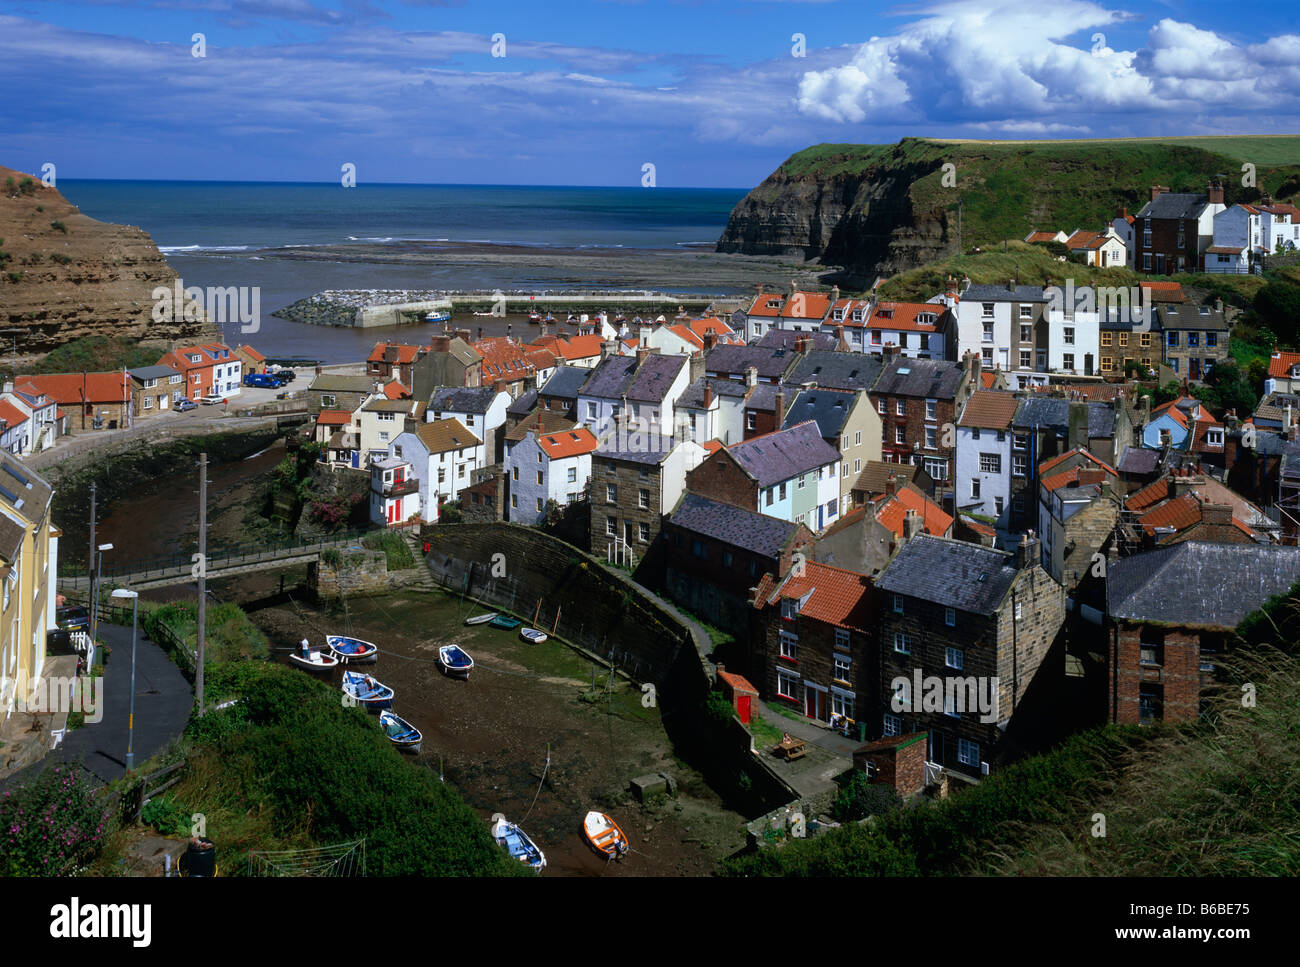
xmin=737 ymin=694 xmax=751 ymax=725
xmin=804 ymin=686 xmax=826 ymax=720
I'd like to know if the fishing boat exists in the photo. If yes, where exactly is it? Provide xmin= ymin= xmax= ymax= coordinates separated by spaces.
xmin=379 ymin=710 xmax=422 ymax=753
xmin=341 ymin=670 xmax=395 ymax=711
xmin=439 ymin=644 xmax=474 ymax=678
xmin=326 ymin=635 xmax=379 ymax=664
xmin=489 ymin=615 xmax=522 ymax=630
xmin=464 ymin=612 xmax=499 ymax=626
xmin=520 ymin=628 xmax=548 ymax=645
xmin=491 ymin=816 xmax=546 ymax=873
xmin=288 ymin=646 xmax=339 ymax=673
xmin=425 ymin=309 xmax=451 ymax=325
xmin=528 ymin=311 xmax=543 ymax=324
xmin=582 ymin=811 xmax=628 ymax=859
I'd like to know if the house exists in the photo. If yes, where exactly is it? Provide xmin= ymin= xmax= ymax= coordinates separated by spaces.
xmin=410 ymin=333 xmax=483 ymax=401
xmin=685 ymin=420 xmax=842 ymax=531
xmin=0 ymin=400 xmax=30 ymax=455
xmin=955 ymin=390 xmax=1021 ymax=534
xmin=750 ymin=558 xmax=873 ymax=728
xmin=0 ymin=452 xmax=58 ymax=722
xmin=781 ymin=387 xmax=882 ymax=513
xmin=315 ymin=409 xmax=358 ymax=467
xmin=366 ymin=342 xmax=425 ymax=386
xmin=1035 ymin=448 xmax=1120 ymax=592
xmin=474 ymin=336 xmax=545 ymax=399
xmin=19 ymin=373 xmax=133 ymax=436
xmin=823 ymin=297 xmax=872 ymax=352
xmin=589 ymin=433 xmax=706 ymax=552
xmin=870 ymin=351 xmax=980 ymax=503
xmin=756 ymin=329 xmax=840 ymax=353
xmin=233 ymin=343 xmax=267 ymax=375
xmin=874 ymin=533 xmax=1065 ymax=778
xmin=849 ymin=460 xmax=931 ymax=506
xmin=732 ymin=284 xmax=833 ymax=342
xmin=357 ymin=396 xmax=425 ymax=465
xmin=952 ymin=281 xmax=1050 ymax=373
xmin=1141 ymin=395 xmax=1224 ymax=456
xmin=1065 ymin=227 xmax=1127 ymax=268
xmin=156 ymin=343 xmax=242 ymax=399
xmin=390 ymin=418 xmax=483 ymax=512
xmin=369 ymin=457 xmax=422 ymax=527
xmin=1133 ymin=183 xmax=1226 ymax=274
xmin=1105 ymin=543 xmax=1300 ymax=724
xmin=1099 ymin=303 xmax=1161 ymax=378
xmin=1210 ymin=201 xmax=1300 ymax=274
xmin=815 ymin=477 xmax=952 ymax=576
xmin=1025 ymin=229 xmax=1069 ymax=245
xmin=2 ymin=380 xmax=59 ymax=452
xmin=1110 ymin=208 xmax=1136 ymax=268
xmin=1121 ymin=468 xmax=1274 ymax=548
xmin=705 ymin=344 xmax=799 ymax=385
xmin=504 ymin=425 xmax=600 ymax=524
xmin=785 ymin=349 xmax=886 ymax=395
xmin=529 ymin=333 xmax=606 ymax=369
xmin=129 ymin=365 xmax=185 ymax=417
xmin=307 ymin=375 xmax=377 ymax=417
xmin=664 ymin=493 xmax=812 ymax=638
xmin=1264 ymin=351 xmax=1300 ymax=396
xmin=428 ymin=386 xmax=511 ymax=465
xmin=534 ymin=365 xmax=595 ymax=420
xmin=864 ymin=301 xmax=954 ymax=360
xmin=1159 ymin=304 xmax=1230 ymax=381
xmin=675 ymin=377 xmax=751 ymax=447
xmin=576 ymin=351 xmax=691 ymax=439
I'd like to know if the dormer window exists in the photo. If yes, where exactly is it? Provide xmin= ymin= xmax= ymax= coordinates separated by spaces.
xmin=781 ymin=598 xmax=799 ymax=620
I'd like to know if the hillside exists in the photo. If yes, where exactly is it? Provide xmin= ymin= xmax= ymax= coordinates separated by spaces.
xmin=0 ymin=167 xmax=217 ymax=359
xmin=717 ymin=136 xmax=1300 ymax=284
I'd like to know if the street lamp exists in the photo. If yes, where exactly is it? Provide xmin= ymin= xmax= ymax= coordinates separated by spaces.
xmin=90 ymin=543 xmax=113 ymax=645
xmin=111 ymin=588 xmax=138 ymax=772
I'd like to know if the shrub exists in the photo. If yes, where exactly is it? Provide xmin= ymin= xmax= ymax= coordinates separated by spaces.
xmin=832 ymin=772 xmax=903 ymax=822
xmin=141 ymin=793 xmax=191 ymax=837
xmin=6 ymin=272 xmax=21 ymax=284
xmin=50 ymin=220 xmax=67 ymax=234
xmin=0 ymin=764 xmax=114 ymax=875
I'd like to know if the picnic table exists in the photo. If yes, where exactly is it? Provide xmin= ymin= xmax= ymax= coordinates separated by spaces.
xmin=776 ymin=735 xmax=806 ymax=761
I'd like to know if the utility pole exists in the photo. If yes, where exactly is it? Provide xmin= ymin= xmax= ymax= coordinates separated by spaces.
xmin=196 ymin=452 xmax=207 ymax=715
xmin=957 ymin=198 xmax=963 ymax=258
xmin=88 ymin=482 xmax=96 ymax=637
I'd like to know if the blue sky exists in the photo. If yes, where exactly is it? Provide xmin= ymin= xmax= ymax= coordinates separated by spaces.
xmin=1 ymin=0 xmax=1296 ymax=188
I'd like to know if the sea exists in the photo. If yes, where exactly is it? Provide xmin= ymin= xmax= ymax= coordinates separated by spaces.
xmin=56 ymin=181 xmax=747 ymax=362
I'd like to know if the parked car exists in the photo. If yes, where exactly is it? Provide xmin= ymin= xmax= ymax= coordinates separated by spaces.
xmin=272 ymin=369 xmax=296 ymax=382
xmin=199 ymin=395 xmax=225 ymax=405
xmin=175 ymin=398 xmax=198 ymax=412
xmin=56 ymin=605 xmax=90 ymax=634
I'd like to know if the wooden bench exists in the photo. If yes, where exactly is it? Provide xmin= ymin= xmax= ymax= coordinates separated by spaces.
xmin=776 ymin=737 xmax=806 ymax=761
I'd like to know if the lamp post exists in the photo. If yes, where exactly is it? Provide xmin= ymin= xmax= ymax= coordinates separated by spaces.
xmin=90 ymin=542 xmax=113 ymax=645
xmin=111 ymin=588 xmax=138 ymax=772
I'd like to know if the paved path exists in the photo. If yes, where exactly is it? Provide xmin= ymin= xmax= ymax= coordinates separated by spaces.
xmin=753 ymin=700 xmax=858 ymax=802
xmin=0 ymin=623 xmax=193 ymax=792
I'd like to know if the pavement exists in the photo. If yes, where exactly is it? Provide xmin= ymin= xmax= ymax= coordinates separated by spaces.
xmin=753 ymin=700 xmax=858 ymax=801
xmin=0 ymin=622 xmax=193 ymax=793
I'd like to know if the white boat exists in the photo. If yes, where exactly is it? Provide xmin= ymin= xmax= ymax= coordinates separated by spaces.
xmin=582 ymin=811 xmax=627 ymax=859
xmin=439 ymin=644 xmax=474 ymax=678
xmin=491 ymin=816 xmax=546 ymax=873
xmin=288 ymin=647 xmax=339 ymax=673
xmin=520 ymin=628 xmax=548 ymax=645
xmin=464 ymin=612 xmax=498 ymax=626
xmin=379 ymin=710 xmax=422 ymax=753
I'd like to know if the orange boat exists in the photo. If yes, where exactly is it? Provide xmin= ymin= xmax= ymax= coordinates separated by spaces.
xmin=582 ymin=811 xmax=627 ymax=859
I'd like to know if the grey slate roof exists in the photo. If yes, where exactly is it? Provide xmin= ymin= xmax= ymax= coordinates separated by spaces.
xmin=0 ymin=515 xmax=24 ymax=561
xmin=540 ymin=365 xmax=591 ymax=400
xmin=875 ymin=535 xmax=1019 ymax=615
xmin=727 ymin=420 xmax=841 ymax=487
xmin=785 ymin=351 xmax=884 ymax=393
xmin=1013 ymin=398 xmax=1116 ymax=438
xmin=757 ymin=329 xmax=839 ymax=352
xmin=962 ymin=283 xmax=1048 ymax=303
xmin=310 ymin=375 xmax=376 ymax=393
xmin=1159 ymin=305 xmax=1230 ymax=331
xmin=746 ymin=383 xmax=781 ymax=410
xmin=677 ymin=377 xmax=749 ymax=409
xmin=430 ymin=385 xmax=499 ymax=414
xmin=627 ymin=354 xmax=686 ymax=404
xmin=1137 ymin=192 xmax=1208 ymax=221
xmin=705 ymin=345 xmax=795 ymax=381
xmin=0 ymin=452 xmax=53 ymax=520
xmin=596 ymin=433 xmax=679 ymax=465
xmin=579 ymin=355 xmax=639 ymax=399
xmin=1106 ymin=542 xmax=1300 ymax=627
xmin=1117 ymin=446 xmax=1161 ymax=475
xmin=507 ymin=387 xmax=538 ymax=416
xmin=669 ymin=492 xmax=801 ymax=559
xmin=781 ymin=388 xmax=858 ymax=438
xmin=130 ymin=365 xmax=182 ymax=380
xmin=872 ymin=356 xmax=962 ymax=399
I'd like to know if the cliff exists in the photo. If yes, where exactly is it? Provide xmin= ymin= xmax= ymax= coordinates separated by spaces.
xmin=718 ymin=136 xmax=1300 ymax=284
xmin=0 ymin=166 xmax=217 ymax=358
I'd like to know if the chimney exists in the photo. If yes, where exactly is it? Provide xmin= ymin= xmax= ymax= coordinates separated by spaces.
xmin=1201 ymin=501 xmax=1233 ymax=527
xmin=428 ymin=334 xmax=450 ymax=353
xmin=831 ymin=285 xmax=841 ymax=305
xmin=690 ymin=350 xmax=705 ymax=383
xmin=945 ymin=275 xmax=958 ymax=300
xmin=639 ymin=325 xmax=652 ymax=345
xmin=774 ymin=389 xmax=786 ymax=425
xmin=1150 ymin=185 xmax=1168 ymax=202
xmin=602 ymin=338 xmax=616 ymax=359
xmin=883 ymin=343 xmax=902 ymax=357
xmin=493 ymin=378 xmax=506 ymax=394
xmin=1160 ymin=427 xmax=1172 ymax=450
xmin=1207 ymin=182 xmax=1224 ymax=206
xmin=637 ymin=346 xmax=651 ymax=366
xmin=885 ymin=472 xmax=897 ymax=497
xmin=745 ymin=366 xmax=758 ymax=389
xmin=1068 ymin=400 xmax=1090 ymax=450
xmin=1171 ymin=472 xmax=1200 ymax=499
xmin=863 ymin=498 xmax=877 ymax=524
xmin=903 ymin=508 xmax=923 ymax=543
xmin=1017 ymin=529 xmax=1040 ymax=569
xmin=703 ymin=383 xmax=713 ymax=408
xmin=796 ymin=336 xmax=810 ymax=355
xmin=703 ymin=331 xmax=718 ymax=351
xmin=962 ymin=349 xmax=980 ymax=389
xmin=1117 ymin=205 xmax=1127 ymax=219
xmin=1139 ymin=393 xmax=1152 ymax=425
xmin=1007 ymin=277 xmax=1016 ymax=292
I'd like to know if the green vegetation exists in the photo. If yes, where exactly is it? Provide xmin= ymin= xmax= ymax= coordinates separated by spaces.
xmin=50 ymin=220 xmax=67 ymax=234
xmin=832 ymin=772 xmax=903 ymax=823
xmin=140 ymin=793 xmax=193 ymax=838
xmin=29 ymin=335 xmax=161 ymax=375
xmin=747 ymin=711 xmax=785 ymax=750
xmin=142 ymin=599 xmax=270 ymax=669
xmin=362 ymin=529 xmax=415 ymax=570
xmin=1 ymin=764 xmax=113 ymax=875
xmin=50 ymin=252 xmax=72 ymax=265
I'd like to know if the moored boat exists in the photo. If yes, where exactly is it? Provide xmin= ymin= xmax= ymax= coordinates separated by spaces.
xmin=379 ymin=710 xmax=422 ymax=753
xmin=439 ymin=644 xmax=474 ymax=678
xmin=520 ymin=628 xmax=548 ymax=645
xmin=582 ymin=811 xmax=628 ymax=859
xmin=491 ymin=816 xmax=546 ymax=873
xmin=425 ymin=309 xmax=451 ymax=324
xmin=326 ymin=635 xmax=379 ymax=664
xmin=288 ymin=646 xmax=339 ymax=673
xmin=489 ymin=615 xmax=522 ymax=630
xmin=341 ymin=670 xmax=395 ymax=711
xmin=465 ymin=612 xmax=499 ymax=626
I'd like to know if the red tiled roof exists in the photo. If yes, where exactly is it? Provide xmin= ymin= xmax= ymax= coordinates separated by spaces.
xmin=958 ymin=390 xmax=1018 ymax=429
xmin=765 ymin=560 xmax=872 ymax=633
xmin=747 ymin=290 xmax=831 ymax=320
xmin=960 ymin=515 xmax=997 ymax=537
xmin=367 ymin=342 xmax=421 ymax=365
xmin=531 ymin=333 xmax=604 ymax=361
xmin=1207 ymin=245 xmax=1245 ymax=255
xmin=237 ymin=344 xmax=265 ymax=361
xmin=717 ymin=669 xmax=758 ymax=694
xmin=980 ymin=371 xmax=999 ymax=389
xmin=702 ymin=439 xmax=724 ymax=455
xmin=872 ymin=484 xmax=953 ymax=538
xmin=383 ymin=381 xmax=411 ymax=400
xmin=1041 ymin=465 xmax=1114 ymax=493
xmin=21 ymin=372 xmax=130 ymax=404
xmin=1065 ymin=229 xmax=1099 ymax=250
xmin=0 ymin=400 xmax=27 ymax=429
xmin=1268 ymin=351 xmax=1300 ymax=379
xmin=317 ymin=409 xmax=353 ymax=425
xmin=669 ymin=324 xmax=705 ymax=350
xmin=1025 ymin=231 xmax=1059 ymax=244
xmin=537 ymin=426 xmax=599 ymax=459
xmin=1037 ymin=447 xmax=1117 ymax=479
xmin=689 ymin=318 xmax=735 ymax=339
xmin=474 ymin=337 xmax=535 ymax=379
xmin=868 ymin=301 xmax=942 ymax=333
xmin=1137 ymin=492 xmax=1201 ymax=533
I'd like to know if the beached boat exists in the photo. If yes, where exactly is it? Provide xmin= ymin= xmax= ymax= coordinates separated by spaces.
xmin=491 ymin=816 xmax=546 ymax=873
xmin=582 ymin=811 xmax=627 ymax=859
xmin=341 ymin=670 xmax=395 ymax=711
xmin=489 ymin=615 xmax=522 ymax=630
xmin=520 ymin=628 xmax=548 ymax=645
xmin=439 ymin=644 xmax=474 ymax=678
xmin=465 ymin=612 xmax=499 ymax=626
xmin=326 ymin=635 xmax=379 ymax=664
xmin=288 ymin=646 xmax=339 ymax=673
xmin=379 ymin=710 xmax=422 ymax=753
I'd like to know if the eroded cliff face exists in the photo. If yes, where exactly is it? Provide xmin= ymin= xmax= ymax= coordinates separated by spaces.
xmin=0 ymin=166 xmax=217 ymax=356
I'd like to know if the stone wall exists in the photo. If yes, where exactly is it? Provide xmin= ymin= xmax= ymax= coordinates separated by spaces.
xmin=308 ymin=548 xmax=425 ymax=599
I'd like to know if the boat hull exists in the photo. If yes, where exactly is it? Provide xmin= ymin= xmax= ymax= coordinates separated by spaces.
xmin=439 ymin=646 xmax=474 ymax=678
xmin=326 ymin=635 xmax=379 ymax=664
xmin=465 ymin=613 xmax=498 ymax=626
xmin=341 ymin=672 xmax=395 ymax=712
xmin=491 ymin=817 xmax=546 ymax=873
xmin=520 ymin=628 xmax=548 ymax=645
xmin=288 ymin=650 xmax=338 ymax=673
xmin=488 ymin=616 xmax=522 ymax=630
xmin=582 ymin=811 xmax=627 ymax=858
xmin=379 ymin=711 xmax=422 ymax=753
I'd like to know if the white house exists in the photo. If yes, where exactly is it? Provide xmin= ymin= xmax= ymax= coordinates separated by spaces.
xmin=357 ymin=395 xmax=423 ymax=466
xmin=954 ymin=390 xmax=1020 ymax=536
xmin=390 ymin=418 xmax=484 ymax=513
xmin=674 ymin=377 xmax=749 ymax=447
xmin=864 ymin=301 xmax=951 ymax=360
xmin=428 ymin=386 xmax=511 ymax=463
xmin=1045 ymin=305 xmax=1101 ymax=376
xmin=505 ymin=425 xmax=600 ymax=524
xmin=369 ymin=457 xmax=422 ymax=527
xmin=577 ymin=352 xmax=691 ymax=440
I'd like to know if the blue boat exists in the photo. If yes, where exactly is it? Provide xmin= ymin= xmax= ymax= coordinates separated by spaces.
xmin=326 ymin=635 xmax=379 ymax=664
xmin=439 ymin=644 xmax=474 ymax=679
xmin=425 ymin=309 xmax=451 ymax=325
xmin=379 ymin=710 xmax=422 ymax=753
xmin=491 ymin=816 xmax=546 ymax=873
xmin=342 ymin=671 xmax=394 ymax=711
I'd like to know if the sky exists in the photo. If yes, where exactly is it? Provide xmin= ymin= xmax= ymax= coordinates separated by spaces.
xmin=1 ymin=0 xmax=1297 ymax=188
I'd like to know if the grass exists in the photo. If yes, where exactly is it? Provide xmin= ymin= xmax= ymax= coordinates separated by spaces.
xmin=748 ymin=711 xmax=785 ymax=750
xmin=361 ymin=530 xmax=415 ymax=570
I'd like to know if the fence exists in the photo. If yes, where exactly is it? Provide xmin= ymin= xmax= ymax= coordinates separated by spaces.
xmin=117 ymin=760 xmax=187 ymax=824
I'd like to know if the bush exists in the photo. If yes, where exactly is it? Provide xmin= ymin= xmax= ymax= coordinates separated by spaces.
xmin=141 ymin=793 xmax=191 ymax=837
xmin=362 ymin=530 xmax=415 ymax=570
xmin=832 ymin=772 xmax=903 ymax=822
xmin=0 ymin=764 xmax=114 ymax=875
xmin=50 ymin=220 xmax=67 ymax=234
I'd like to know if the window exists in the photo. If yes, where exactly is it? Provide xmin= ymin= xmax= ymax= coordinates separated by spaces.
xmin=638 ymin=488 xmax=650 ymax=509
xmin=971 ymin=428 xmax=980 ymax=440
xmin=777 ymin=670 xmax=798 ymax=700
xmin=994 ymin=496 xmax=1003 ymax=516
xmin=143 ymin=396 xmax=154 ymax=409
xmin=781 ymin=598 xmax=799 ymax=619
xmin=537 ymin=451 xmax=543 ymax=463
xmin=1064 ymin=327 xmax=1075 ymax=345
xmin=895 ymin=427 xmax=906 ymax=445
xmin=797 ymin=474 xmax=806 ymax=490
xmin=765 ymin=487 xmax=774 ymax=506
xmin=1187 ymin=332 xmax=1199 ymax=348
xmin=970 ymin=478 xmax=981 ymax=499
xmin=1139 ymin=685 xmax=1162 ymax=724
xmin=1020 ymin=350 xmax=1032 ymax=369
xmin=1063 ymin=353 xmax=1076 ymax=371
xmin=877 ymin=398 xmax=886 ymax=415
xmin=893 ymin=594 xmax=903 ymax=614
xmin=588 ymin=402 xmax=597 ymax=419
xmin=536 ymin=497 xmax=543 ymax=512
xmin=834 ymin=628 xmax=850 ymax=650
xmin=854 ymin=430 xmax=862 ymax=446
xmin=746 ymin=412 xmax=756 ymax=430
xmin=896 ymin=400 xmax=905 ymax=417
xmin=1101 ymin=356 xmax=1114 ymax=373
xmin=512 ymin=466 xmax=519 ymax=481
xmin=721 ymin=550 xmax=733 ymax=567
xmin=779 ymin=630 xmax=798 ymax=661
xmin=924 ymin=427 xmax=936 ymax=449
xmin=883 ymin=713 xmax=902 ymax=737
xmin=511 ymin=495 xmax=518 ymax=509
xmin=831 ymin=689 xmax=855 ymax=721
xmin=568 ymin=467 xmax=577 ymax=483
xmin=834 ymin=654 xmax=851 ymax=683
xmin=945 ymin=608 xmax=956 ymax=627
xmin=1171 ymin=359 xmax=1179 ymax=373
xmin=924 ymin=457 xmax=948 ymax=481
xmin=893 ymin=633 xmax=910 ymax=655
xmin=1167 ymin=331 xmax=1179 ymax=346
xmin=944 ymin=693 xmax=960 ymax=718
xmin=1020 ymin=324 xmax=1032 ymax=342
xmin=1101 ymin=332 xmax=1113 ymax=347
xmin=606 ymin=484 xmax=617 ymax=503
xmin=639 ymin=522 xmax=650 ymax=543
xmin=1139 ymin=333 xmax=1152 ymax=348
xmin=1019 ymin=304 xmax=1032 ymax=319
xmin=852 ymin=459 xmax=861 ymax=473
xmin=979 ymin=453 xmax=1001 ymax=474
xmin=321 ymin=394 xmax=336 ymax=408
xmin=779 ymin=482 xmax=787 ymax=500
xmin=1015 ymin=601 xmax=1023 ymax=621
xmin=957 ymin=738 xmax=980 ymax=767
xmin=606 ymin=517 xmax=617 ymax=536
xmin=1013 ymin=454 xmax=1027 ymax=477
xmin=981 ymin=302 xmax=994 ymax=318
